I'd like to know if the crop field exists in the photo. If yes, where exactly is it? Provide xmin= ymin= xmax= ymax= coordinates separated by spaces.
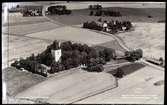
xmin=25 ymin=26 xmax=115 ymax=46
xmin=107 ymin=63 xmax=146 ymax=76
xmin=3 ymin=13 xmax=48 ymax=25
xmin=8 ymin=13 xmax=48 ymax=24
xmin=4 ymin=22 xmax=61 ymax=35
xmin=2 ymin=13 xmax=64 ymax=35
xmin=76 ymin=66 xmax=164 ymax=104
xmin=63 ymin=2 xmax=165 ymax=10
xmin=15 ymin=69 xmax=117 ymax=104
xmin=117 ymin=22 xmax=165 ymax=59
xmin=3 ymin=67 xmax=46 ymax=96
xmin=47 ymin=7 xmax=165 ymax=26
xmin=94 ymin=40 xmax=126 ymax=52
xmin=4 ymin=35 xmax=51 ymax=65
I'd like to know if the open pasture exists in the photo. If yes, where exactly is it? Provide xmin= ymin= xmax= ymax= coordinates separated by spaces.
xmin=47 ymin=7 xmax=165 ymax=26
xmin=4 ymin=22 xmax=61 ymax=35
xmin=15 ymin=69 xmax=117 ymax=104
xmin=3 ymin=67 xmax=46 ymax=96
xmin=76 ymin=66 xmax=164 ymax=104
xmin=5 ymin=35 xmax=51 ymax=64
xmin=117 ymin=22 xmax=165 ymax=59
xmin=25 ymin=26 xmax=115 ymax=46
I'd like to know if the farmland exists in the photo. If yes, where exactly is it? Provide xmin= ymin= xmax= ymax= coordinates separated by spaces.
xmin=2 ymin=2 xmax=165 ymax=104
xmin=3 ymin=67 xmax=46 ymax=96
xmin=25 ymin=26 xmax=115 ymax=46
xmin=117 ymin=22 xmax=165 ymax=59
xmin=3 ymin=35 xmax=51 ymax=66
xmin=15 ymin=69 xmax=117 ymax=104
xmin=47 ymin=7 xmax=165 ymax=26
xmin=76 ymin=66 xmax=164 ymax=104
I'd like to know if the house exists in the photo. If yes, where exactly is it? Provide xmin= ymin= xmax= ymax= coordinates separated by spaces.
xmin=21 ymin=5 xmax=43 ymax=16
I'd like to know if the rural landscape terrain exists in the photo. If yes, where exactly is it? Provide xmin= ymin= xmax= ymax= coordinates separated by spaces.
xmin=2 ymin=1 xmax=165 ymax=104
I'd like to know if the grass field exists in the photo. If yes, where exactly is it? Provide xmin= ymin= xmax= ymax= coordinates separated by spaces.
xmin=3 ymin=67 xmax=46 ymax=96
xmin=3 ymin=13 xmax=64 ymax=35
xmin=107 ymin=63 xmax=146 ymax=76
xmin=25 ymin=26 xmax=115 ymax=46
xmin=76 ymin=66 xmax=164 ymax=104
xmin=15 ymin=69 xmax=117 ymax=104
xmin=4 ymin=35 xmax=51 ymax=64
xmin=94 ymin=40 xmax=126 ymax=52
xmin=4 ymin=22 xmax=61 ymax=35
xmin=47 ymin=7 xmax=165 ymax=26
xmin=117 ymin=22 xmax=165 ymax=59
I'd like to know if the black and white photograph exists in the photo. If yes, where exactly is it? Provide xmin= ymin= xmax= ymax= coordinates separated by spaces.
xmin=2 ymin=1 xmax=165 ymax=104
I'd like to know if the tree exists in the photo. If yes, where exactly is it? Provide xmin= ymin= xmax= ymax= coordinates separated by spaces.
xmin=87 ymin=64 xmax=104 ymax=72
xmin=114 ymin=68 xmax=124 ymax=78
xmin=60 ymin=41 xmax=72 ymax=51
xmin=95 ymin=10 xmax=102 ymax=16
xmin=29 ymin=53 xmax=36 ymax=61
xmin=103 ymin=48 xmax=116 ymax=61
xmin=80 ymin=51 xmax=88 ymax=65
xmin=45 ymin=53 xmax=54 ymax=66
xmin=135 ymin=49 xmax=143 ymax=59
xmin=89 ymin=11 xmax=94 ymax=16
xmin=97 ymin=57 xmax=106 ymax=65
xmin=89 ymin=5 xmax=93 ymax=9
xmin=63 ymin=58 xmax=73 ymax=69
xmin=159 ymin=57 xmax=163 ymax=66
xmin=71 ymin=50 xmax=81 ymax=67
xmin=72 ymin=57 xmax=80 ymax=67
xmin=88 ymin=48 xmax=98 ymax=58
xmin=52 ymin=40 xmax=59 ymax=50
xmin=98 ymin=18 xmax=102 ymax=22
xmin=11 ymin=60 xmax=21 ymax=69
xmin=16 ymin=5 xmax=20 ymax=8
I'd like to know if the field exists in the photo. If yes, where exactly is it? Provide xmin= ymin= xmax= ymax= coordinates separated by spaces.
xmin=107 ymin=63 xmax=146 ymax=76
xmin=25 ymin=26 xmax=115 ymax=46
xmin=94 ymin=40 xmax=126 ymax=52
xmin=3 ymin=13 xmax=63 ymax=35
xmin=15 ymin=69 xmax=117 ymax=104
xmin=3 ymin=67 xmax=46 ymax=96
xmin=47 ymin=7 xmax=165 ymax=26
xmin=117 ymin=22 xmax=165 ymax=59
xmin=76 ymin=66 xmax=164 ymax=104
xmin=3 ymin=35 xmax=51 ymax=65
xmin=3 ymin=13 xmax=48 ymax=25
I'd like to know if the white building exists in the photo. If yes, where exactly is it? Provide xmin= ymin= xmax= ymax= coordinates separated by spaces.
xmin=51 ymin=49 xmax=62 ymax=62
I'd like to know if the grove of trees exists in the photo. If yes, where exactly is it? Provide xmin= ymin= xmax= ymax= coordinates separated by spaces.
xmin=11 ymin=40 xmax=116 ymax=75
xmin=47 ymin=5 xmax=71 ymax=15
xmin=89 ymin=4 xmax=102 ymax=10
xmin=125 ymin=49 xmax=143 ymax=61
xmin=83 ymin=19 xmax=133 ymax=34
xmin=89 ymin=10 xmax=122 ymax=17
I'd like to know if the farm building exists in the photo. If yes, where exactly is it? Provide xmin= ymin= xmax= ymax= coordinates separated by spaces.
xmin=35 ymin=64 xmax=50 ymax=77
xmin=21 ymin=5 xmax=43 ymax=16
